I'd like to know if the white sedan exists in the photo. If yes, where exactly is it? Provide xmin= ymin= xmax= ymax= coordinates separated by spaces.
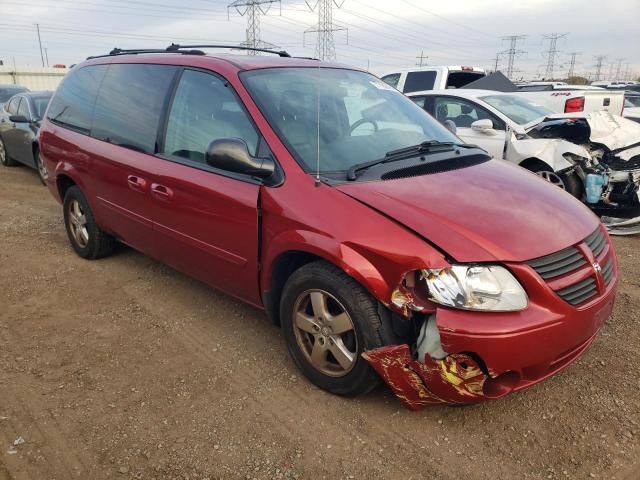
xmin=408 ymin=89 xmax=640 ymax=234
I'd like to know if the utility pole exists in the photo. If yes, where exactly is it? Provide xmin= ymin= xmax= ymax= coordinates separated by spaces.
xmin=542 ymin=32 xmax=567 ymax=79
xmin=500 ymin=35 xmax=526 ymax=80
xmin=305 ymin=0 xmax=347 ymax=61
xmin=35 ymin=23 xmax=44 ymax=67
xmin=228 ymin=0 xmax=281 ymax=55
xmin=593 ymin=55 xmax=606 ymax=81
xmin=566 ymin=51 xmax=580 ymax=80
xmin=416 ymin=50 xmax=427 ymax=67
xmin=44 ymin=48 xmax=49 ymax=67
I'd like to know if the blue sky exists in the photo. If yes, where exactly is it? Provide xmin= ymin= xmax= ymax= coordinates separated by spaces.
xmin=1 ymin=0 xmax=638 ymax=80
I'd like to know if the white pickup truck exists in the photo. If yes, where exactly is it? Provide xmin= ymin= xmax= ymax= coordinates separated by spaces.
xmin=380 ymin=66 xmax=486 ymax=93
xmin=380 ymin=67 xmax=625 ymax=115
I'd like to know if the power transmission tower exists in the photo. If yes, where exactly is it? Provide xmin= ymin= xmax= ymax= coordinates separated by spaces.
xmin=593 ymin=55 xmax=606 ymax=81
xmin=416 ymin=50 xmax=428 ymax=67
xmin=228 ymin=0 xmax=281 ymax=55
xmin=614 ymin=58 xmax=624 ymax=79
xmin=500 ymin=35 xmax=526 ymax=80
xmin=542 ymin=32 xmax=567 ymax=79
xmin=566 ymin=51 xmax=581 ymax=79
xmin=305 ymin=0 xmax=347 ymax=61
xmin=491 ymin=53 xmax=501 ymax=73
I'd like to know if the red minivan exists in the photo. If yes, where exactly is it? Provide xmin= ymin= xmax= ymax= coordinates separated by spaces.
xmin=39 ymin=46 xmax=618 ymax=410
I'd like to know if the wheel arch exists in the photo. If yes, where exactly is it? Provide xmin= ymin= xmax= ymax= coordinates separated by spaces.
xmin=519 ymin=157 xmax=554 ymax=172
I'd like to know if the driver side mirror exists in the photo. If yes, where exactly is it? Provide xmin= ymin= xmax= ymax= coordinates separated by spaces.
xmin=205 ymin=138 xmax=275 ymax=179
xmin=9 ymin=115 xmax=29 ymax=123
xmin=471 ymin=119 xmax=495 ymax=134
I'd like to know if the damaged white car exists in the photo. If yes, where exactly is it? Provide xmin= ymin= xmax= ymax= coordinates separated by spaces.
xmin=409 ymin=89 xmax=640 ymax=234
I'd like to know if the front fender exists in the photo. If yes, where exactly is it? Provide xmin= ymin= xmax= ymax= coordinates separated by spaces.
xmin=510 ymin=138 xmax=588 ymax=171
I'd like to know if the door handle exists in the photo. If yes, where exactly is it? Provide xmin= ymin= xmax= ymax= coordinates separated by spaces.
xmin=127 ymin=175 xmax=147 ymax=192
xmin=151 ymin=183 xmax=173 ymax=200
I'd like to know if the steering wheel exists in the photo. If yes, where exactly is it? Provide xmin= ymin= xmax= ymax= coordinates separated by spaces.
xmin=350 ymin=118 xmax=379 ymax=135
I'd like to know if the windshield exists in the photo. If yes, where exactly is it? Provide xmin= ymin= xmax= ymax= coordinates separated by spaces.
xmin=480 ymin=95 xmax=554 ymax=125
xmin=241 ymin=68 xmax=459 ymax=174
xmin=0 ymin=87 xmax=27 ymax=103
xmin=32 ymin=95 xmax=52 ymax=119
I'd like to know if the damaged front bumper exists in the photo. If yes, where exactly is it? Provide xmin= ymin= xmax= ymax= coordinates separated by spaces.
xmin=364 ymin=267 xmax=617 ymax=411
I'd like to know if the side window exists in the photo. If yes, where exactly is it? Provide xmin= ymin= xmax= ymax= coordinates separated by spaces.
xmin=162 ymin=69 xmax=259 ymax=163
xmin=47 ymin=65 xmax=108 ymax=134
xmin=92 ymin=64 xmax=177 ymax=153
xmin=17 ymin=98 xmax=30 ymax=119
xmin=381 ymin=73 xmax=400 ymax=89
xmin=403 ymin=71 xmax=437 ymax=93
xmin=409 ymin=96 xmax=426 ymax=108
xmin=7 ymin=97 xmax=21 ymax=115
xmin=433 ymin=97 xmax=505 ymax=130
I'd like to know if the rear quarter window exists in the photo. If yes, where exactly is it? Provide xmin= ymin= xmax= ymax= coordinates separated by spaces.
xmin=403 ymin=71 xmax=436 ymax=93
xmin=91 ymin=64 xmax=177 ymax=153
xmin=47 ymin=65 xmax=108 ymax=134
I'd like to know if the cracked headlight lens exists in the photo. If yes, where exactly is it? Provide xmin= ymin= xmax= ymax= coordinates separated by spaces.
xmin=421 ymin=265 xmax=527 ymax=312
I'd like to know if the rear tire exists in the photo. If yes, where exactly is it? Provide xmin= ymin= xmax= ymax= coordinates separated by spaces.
xmin=280 ymin=261 xmax=385 ymax=396
xmin=0 ymin=137 xmax=17 ymax=167
xmin=63 ymin=186 xmax=115 ymax=259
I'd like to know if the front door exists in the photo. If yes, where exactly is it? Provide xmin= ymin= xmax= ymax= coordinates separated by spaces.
xmin=152 ymin=68 xmax=262 ymax=305
xmin=432 ymin=96 xmax=507 ymax=159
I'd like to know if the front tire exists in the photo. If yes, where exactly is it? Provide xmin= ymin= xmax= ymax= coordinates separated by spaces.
xmin=63 ymin=186 xmax=115 ymax=259
xmin=531 ymin=165 xmax=583 ymax=198
xmin=0 ymin=137 xmax=17 ymax=167
xmin=280 ymin=261 xmax=385 ymax=396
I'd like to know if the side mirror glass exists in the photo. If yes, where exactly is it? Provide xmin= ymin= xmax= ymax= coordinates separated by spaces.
xmin=205 ymin=138 xmax=275 ymax=179
xmin=471 ymin=119 xmax=495 ymax=134
xmin=9 ymin=115 xmax=29 ymax=123
xmin=442 ymin=119 xmax=457 ymax=135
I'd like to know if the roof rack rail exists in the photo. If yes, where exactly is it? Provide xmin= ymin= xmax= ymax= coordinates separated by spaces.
xmin=166 ymin=43 xmax=291 ymax=57
xmin=86 ymin=44 xmax=291 ymax=60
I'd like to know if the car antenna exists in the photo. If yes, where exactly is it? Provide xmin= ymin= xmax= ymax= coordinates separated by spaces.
xmin=315 ymin=64 xmax=321 ymax=187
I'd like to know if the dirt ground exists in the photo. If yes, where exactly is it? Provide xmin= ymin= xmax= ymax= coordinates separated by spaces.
xmin=0 ymin=164 xmax=639 ymax=480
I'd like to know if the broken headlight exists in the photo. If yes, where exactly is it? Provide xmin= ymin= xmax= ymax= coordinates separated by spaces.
xmin=420 ymin=266 xmax=527 ymax=312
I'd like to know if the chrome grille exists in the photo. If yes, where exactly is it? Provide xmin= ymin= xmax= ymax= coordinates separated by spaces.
xmin=556 ymin=277 xmax=598 ymax=306
xmin=527 ymin=246 xmax=587 ymax=280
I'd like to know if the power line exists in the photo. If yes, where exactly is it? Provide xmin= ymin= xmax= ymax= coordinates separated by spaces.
xmin=228 ymin=0 xmax=281 ymax=54
xmin=500 ymin=35 xmax=526 ymax=80
xmin=542 ymin=32 xmax=567 ymax=79
xmin=304 ymin=0 xmax=347 ymax=61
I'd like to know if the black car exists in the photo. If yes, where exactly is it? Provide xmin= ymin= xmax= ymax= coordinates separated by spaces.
xmin=0 ymin=91 xmax=53 ymax=184
xmin=0 ymin=84 xmax=29 ymax=107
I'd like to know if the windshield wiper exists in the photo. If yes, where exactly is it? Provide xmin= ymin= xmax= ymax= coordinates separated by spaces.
xmin=346 ymin=140 xmax=460 ymax=181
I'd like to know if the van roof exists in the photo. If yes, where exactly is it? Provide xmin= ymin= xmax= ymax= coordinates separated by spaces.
xmin=81 ymin=51 xmax=352 ymax=72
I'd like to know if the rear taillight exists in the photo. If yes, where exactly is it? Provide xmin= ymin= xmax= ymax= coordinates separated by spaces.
xmin=565 ymin=96 xmax=585 ymax=113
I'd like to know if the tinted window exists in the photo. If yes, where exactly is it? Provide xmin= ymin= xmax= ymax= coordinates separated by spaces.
xmin=163 ymin=69 xmax=259 ymax=163
xmin=17 ymin=98 xmax=30 ymax=118
xmin=434 ymin=96 xmax=505 ymax=130
xmin=7 ymin=97 xmax=21 ymax=115
xmin=403 ymin=71 xmax=436 ymax=93
xmin=47 ymin=65 xmax=107 ymax=134
xmin=445 ymin=71 xmax=485 ymax=89
xmin=381 ymin=73 xmax=400 ymax=88
xmin=92 ymin=64 xmax=177 ymax=153
xmin=32 ymin=96 xmax=52 ymax=119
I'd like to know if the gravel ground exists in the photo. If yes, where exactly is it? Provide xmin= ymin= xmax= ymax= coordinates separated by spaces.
xmin=0 ymin=164 xmax=639 ymax=480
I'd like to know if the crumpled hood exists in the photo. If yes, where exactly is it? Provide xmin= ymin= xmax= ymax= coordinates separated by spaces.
xmin=336 ymin=159 xmax=599 ymax=263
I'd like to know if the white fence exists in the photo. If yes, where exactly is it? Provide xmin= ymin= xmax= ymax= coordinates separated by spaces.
xmin=0 ymin=66 xmax=68 ymax=91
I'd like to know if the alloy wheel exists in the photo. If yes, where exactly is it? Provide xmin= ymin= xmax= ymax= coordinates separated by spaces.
xmin=36 ymin=154 xmax=48 ymax=182
xmin=536 ymin=170 xmax=566 ymax=190
xmin=0 ymin=139 xmax=6 ymax=165
xmin=68 ymin=199 xmax=89 ymax=248
xmin=292 ymin=289 xmax=358 ymax=377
